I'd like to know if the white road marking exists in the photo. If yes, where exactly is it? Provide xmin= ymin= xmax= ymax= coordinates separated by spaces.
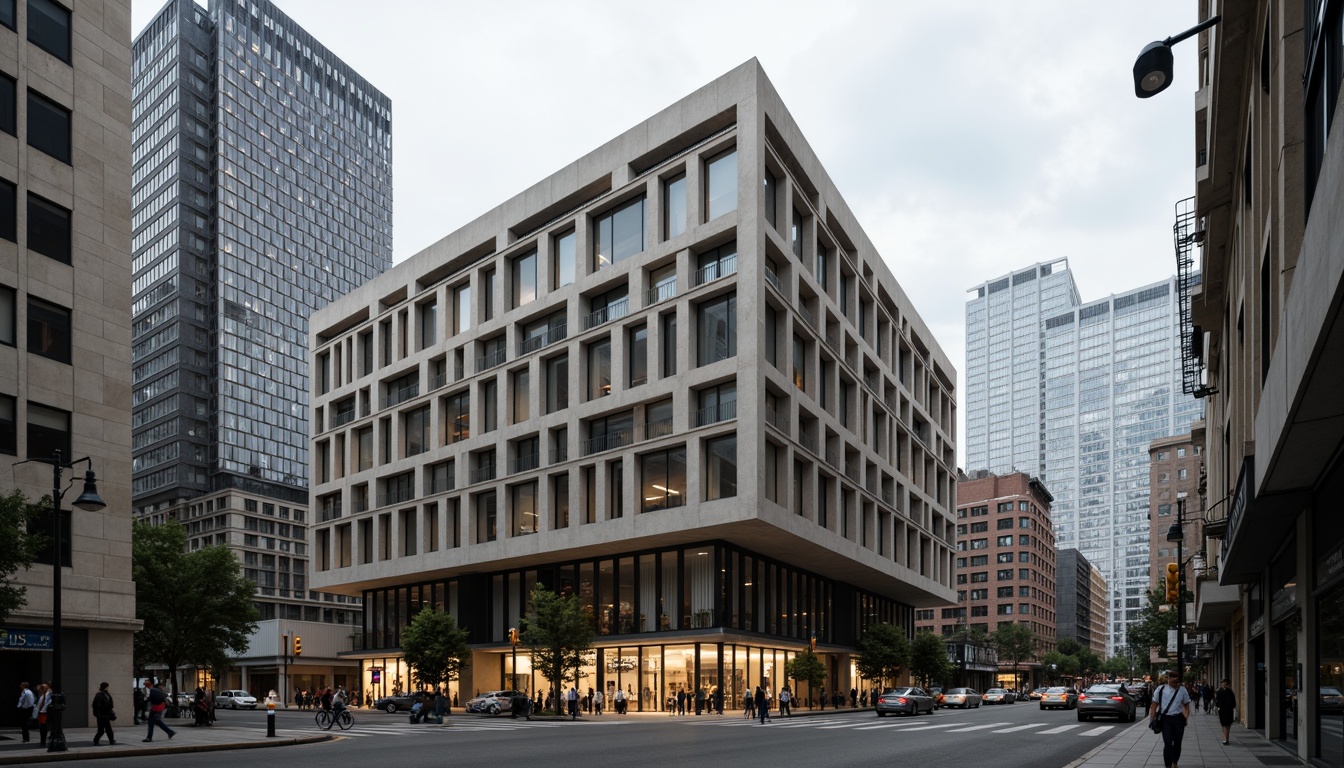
xmin=1038 ymin=724 xmax=1081 ymax=734
xmin=1079 ymin=726 xmax=1115 ymax=737
xmin=945 ymin=722 xmax=1012 ymax=732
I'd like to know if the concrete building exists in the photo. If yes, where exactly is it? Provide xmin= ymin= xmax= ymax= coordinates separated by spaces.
xmin=1182 ymin=2 xmax=1344 ymax=765
xmin=915 ymin=471 xmax=1056 ymax=688
xmin=965 ymin=261 xmax=1203 ymax=654
xmin=0 ymin=0 xmax=139 ymax=729
xmin=1146 ymin=428 xmax=1202 ymax=607
xmin=308 ymin=60 xmax=958 ymax=708
xmin=1056 ymin=548 xmax=1109 ymax=659
xmin=128 ymin=0 xmax=392 ymax=694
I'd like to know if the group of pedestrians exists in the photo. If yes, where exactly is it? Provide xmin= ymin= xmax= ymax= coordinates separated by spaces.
xmin=1148 ymin=671 xmax=1238 ymax=768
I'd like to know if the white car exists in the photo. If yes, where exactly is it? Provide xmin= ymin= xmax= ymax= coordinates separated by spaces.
xmin=217 ymin=690 xmax=258 ymax=709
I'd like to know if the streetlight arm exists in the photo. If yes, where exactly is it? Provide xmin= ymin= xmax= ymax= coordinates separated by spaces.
xmin=1164 ymin=15 xmax=1221 ymax=47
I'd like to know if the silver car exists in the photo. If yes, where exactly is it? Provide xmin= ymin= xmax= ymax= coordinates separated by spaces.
xmin=983 ymin=688 xmax=1016 ymax=704
xmin=875 ymin=687 xmax=936 ymax=716
xmin=1077 ymin=683 xmax=1137 ymax=722
xmin=942 ymin=688 xmax=983 ymax=709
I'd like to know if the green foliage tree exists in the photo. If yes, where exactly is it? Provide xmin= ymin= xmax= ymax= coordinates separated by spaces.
xmin=855 ymin=623 xmax=911 ymax=691
xmin=1074 ymin=647 xmax=1102 ymax=685
xmin=784 ymin=648 xmax=827 ymax=709
xmin=910 ymin=631 xmax=954 ymax=689
xmin=400 ymin=607 xmax=470 ymax=697
xmin=133 ymin=521 xmax=259 ymax=707
xmin=0 ymin=489 xmax=46 ymax=624
xmin=1055 ymin=636 xmax=1083 ymax=658
xmin=1040 ymin=650 xmax=1078 ymax=683
xmin=520 ymin=583 xmax=593 ymax=714
xmin=991 ymin=623 xmax=1037 ymax=691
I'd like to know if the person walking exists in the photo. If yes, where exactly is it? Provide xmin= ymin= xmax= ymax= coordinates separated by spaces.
xmin=132 ymin=685 xmax=145 ymax=725
xmin=566 ymin=685 xmax=579 ymax=720
xmin=1214 ymin=679 xmax=1237 ymax=745
xmin=91 ymin=682 xmax=117 ymax=746
xmin=754 ymin=686 xmax=768 ymax=724
xmin=593 ymin=688 xmax=604 ymax=715
xmin=743 ymin=688 xmax=755 ymax=719
xmin=16 ymin=682 xmax=37 ymax=743
xmin=694 ymin=686 xmax=705 ymax=715
xmin=714 ymin=686 xmax=723 ymax=715
xmin=779 ymin=686 xmax=792 ymax=717
xmin=36 ymin=683 xmax=51 ymax=746
xmin=1202 ymin=682 xmax=1214 ymax=715
xmin=1151 ymin=670 xmax=1192 ymax=768
xmin=143 ymin=681 xmax=176 ymax=742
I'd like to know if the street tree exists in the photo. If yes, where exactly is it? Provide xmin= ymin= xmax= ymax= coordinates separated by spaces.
xmin=991 ymin=623 xmax=1036 ymax=691
xmin=0 ymin=489 xmax=46 ymax=624
xmin=520 ymin=583 xmax=593 ymax=714
xmin=133 ymin=521 xmax=258 ymax=707
xmin=1074 ymin=647 xmax=1102 ymax=685
xmin=910 ymin=631 xmax=954 ymax=689
xmin=784 ymin=648 xmax=827 ymax=709
xmin=855 ymin=623 xmax=911 ymax=691
xmin=1040 ymin=650 xmax=1078 ymax=683
xmin=1055 ymin=636 xmax=1083 ymax=658
xmin=400 ymin=607 xmax=470 ymax=696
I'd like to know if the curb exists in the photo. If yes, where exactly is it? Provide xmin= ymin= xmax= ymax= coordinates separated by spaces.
xmin=0 ymin=733 xmax=334 ymax=764
xmin=1061 ymin=721 xmax=1144 ymax=768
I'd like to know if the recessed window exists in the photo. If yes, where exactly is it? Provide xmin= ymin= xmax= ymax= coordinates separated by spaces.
xmin=704 ymin=148 xmax=737 ymax=220
xmin=417 ymin=299 xmax=437 ymax=350
xmin=482 ymin=268 xmax=497 ymax=322
xmin=28 ymin=0 xmax=71 ymax=64
xmin=705 ymin=435 xmax=737 ymax=500
xmin=553 ymin=229 xmax=576 ymax=289
xmin=627 ymin=324 xmax=647 ymax=387
xmin=663 ymin=174 xmax=686 ymax=240
xmin=511 ymin=367 xmax=530 ymax=423
xmin=510 ymin=481 xmax=538 ymax=536
xmin=0 ymin=73 xmax=15 ymax=136
xmin=27 ymin=89 xmax=70 ymax=163
xmin=696 ymin=293 xmax=737 ymax=366
xmin=640 ymin=446 xmax=686 ymax=512
xmin=512 ymin=249 xmax=537 ymax=308
xmin=0 ymin=0 xmax=15 ymax=30
xmin=595 ymin=196 xmax=645 ymax=268
xmin=545 ymin=354 xmax=568 ymax=414
xmin=660 ymin=312 xmax=677 ymax=377
xmin=587 ymin=337 xmax=612 ymax=400
xmin=452 ymin=283 xmax=471 ymax=334
xmin=0 ymin=284 xmax=14 ymax=345
xmin=762 ymin=169 xmax=778 ymax=229
xmin=26 ymin=401 xmax=69 ymax=460
xmin=0 ymin=394 xmax=15 ymax=454
xmin=28 ymin=193 xmax=71 ymax=263
xmin=27 ymin=295 xmax=70 ymax=363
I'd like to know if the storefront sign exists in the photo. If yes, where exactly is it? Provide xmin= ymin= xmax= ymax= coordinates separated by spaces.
xmin=1220 ymin=456 xmax=1254 ymax=565
xmin=2 ymin=629 xmax=53 ymax=650
xmin=1270 ymin=587 xmax=1296 ymax=621
xmin=1318 ymin=548 xmax=1343 ymax=587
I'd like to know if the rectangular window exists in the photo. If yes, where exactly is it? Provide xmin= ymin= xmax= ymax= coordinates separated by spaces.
xmin=28 ymin=0 xmax=70 ymax=63
xmin=453 ymin=283 xmax=471 ymax=334
xmin=764 ymin=305 xmax=777 ymax=367
xmin=27 ymin=193 xmax=71 ymax=264
xmin=661 ymin=312 xmax=677 ymax=377
xmin=480 ymin=378 xmax=497 ymax=432
xmin=444 ymin=390 xmax=469 ymax=443
xmin=587 ymin=337 xmax=612 ymax=399
xmin=512 ymin=249 xmax=537 ymax=308
xmin=27 ymin=90 xmax=70 ymax=164
xmin=0 ymin=179 xmax=12 ymax=242
xmin=0 ymin=284 xmax=13 ymax=345
xmin=0 ymin=73 xmax=13 ymax=136
xmin=26 ymin=401 xmax=69 ymax=460
xmin=641 ymin=446 xmax=686 ymax=512
xmin=475 ymin=491 xmax=497 ymax=543
xmin=595 ymin=196 xmax=646 ymax=268
xmin=650 ymin=264 xmax=676 ymax=303
xmin=27 ymin=295 xmax=70 ymax=363
xmin=695 ymin=382 xmax=737 ymax=427
xmin=511 ymin=368 xmax=530 ymax=423
xmin=418 ymin=299 xmax=437 ymax=350
xmin=482 ymin=267 xmax=497 ymax=321
xmin=553 ymin=230 xmax=576 ymax=289
xmin=792 ymin=336 xmax=806 ymax=391
xmin=0 ymin=394 xmax=15 ymax=454
xmin=356 ymin=426 xmax=373 ymax=471
xmin=403 ymin=406 xmax=430 ymax=457
xmin=552 ymin=473 xmax=570 ymax=529
xmin=511 ymin=482 xmax=538 ymax=536
xmin=815 ymin=244 xmax=828 ymax=291
xmin=762 ymin=169 xmax=777 ymax=228
xmin=628 ymin=324 xmax=648 ymax=387
xmin=696 ymin=293 xmax=737 ymax=366
xmin=608 ymin=460 xmax=623 ymax=519
xmin=545 ymin=354 xmax=568 ymax=413
xmin=704 ymin=148 xmax=737 ymax=220
xmin=694 ymin=240 xmax=737 ymax=285
xmin=791 ymin=208 xmax=803 ymax=259
xmin=705 ymin=435 xmax=737 ymax=500
xmin=664 ymin=174 xmax=686 ymax=240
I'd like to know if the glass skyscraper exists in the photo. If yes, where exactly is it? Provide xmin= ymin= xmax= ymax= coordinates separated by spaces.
xmin=965 ymin=260 xmax=1202 ymax=653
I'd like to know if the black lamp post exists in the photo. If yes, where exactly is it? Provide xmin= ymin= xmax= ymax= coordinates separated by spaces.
xmin=1166 ymin=495 xmax=1187 ymax=680
xmin=15 ymin=450 xmax=106 ymax=753
xmin=1133 ymin=16 xmax=1222 ymax=98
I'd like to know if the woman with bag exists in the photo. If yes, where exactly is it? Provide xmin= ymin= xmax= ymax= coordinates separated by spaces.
xmin=1214 ymin=678 xmax=1237 ymax=745
xmin=91 ymin=682 xmax=116 ymax=746
xmin=1150 ymin=670 xmax=1193 ymax=768
xmin=36 ymin=683 xmax=51 ymax=746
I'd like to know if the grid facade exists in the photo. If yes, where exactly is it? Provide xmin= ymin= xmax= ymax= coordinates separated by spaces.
xmin=307 ymin=61 xmax=958 ymax=700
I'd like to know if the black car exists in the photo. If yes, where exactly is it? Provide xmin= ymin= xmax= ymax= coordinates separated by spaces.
xmin=373 ymin=691 xmax=431 ymax=714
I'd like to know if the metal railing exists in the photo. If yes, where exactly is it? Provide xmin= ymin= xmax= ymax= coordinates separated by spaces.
xmin=843 ymin=461 xmax=860 ymax=483
xmin=426 ymin=473 xmax=455 ymax=495
xmin=764 ymin=267 xmax=784 ymax=294
xmin=429 ymin=371 xmax=449 ymax=391
xmin=765 ymin=406 xmax=789 ymax=433
xmin=645 ymin=282 xmax=677 ymax=306
xmin=692 ymin=254 xmax=737 ymax=287
xmin=351 ymin=497 xmax=369 ymax=515
xmin=382 ymin=383 xmax=420 ymax=410
xmin=469 ymin=463 xmax=497 ymax=484
xmin=581 ymin=298 xmax=629 ymax=331
xmin=319 ymin=501 xmax=342 ymax=522
xmin=509 ymin=453 xmax=541 ymax=474
xmin=643 ymin=418 xmax=674 ymax=440
xmin=476 ymin=346 xmax=507 ymax=373
xmin=330 ymin=408 xmax=357 ymax=428
xmin=518 ymin=321 xmax=568 ymax=356
xmin=797 ymin=304 xmax=816 ymax=331
xmin=798 ymin=427 xmax=817 ymax=454
xmin=823 ymin=447 xmax=839 ymax=469
xmin=694 ymin=399 xmax=737 ymax=427
xmin=581 ymin=428 xmax=634 ymax=456
xmin=379 ymin=486 xmax=415 ymax=508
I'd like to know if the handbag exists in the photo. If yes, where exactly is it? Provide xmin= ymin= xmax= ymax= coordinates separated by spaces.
xmin=1151 ymin=686 xmax=1178 ymax=733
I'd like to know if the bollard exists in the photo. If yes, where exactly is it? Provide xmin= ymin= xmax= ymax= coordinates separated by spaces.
xmin=266 ymin=699 xmax=276 ymax=737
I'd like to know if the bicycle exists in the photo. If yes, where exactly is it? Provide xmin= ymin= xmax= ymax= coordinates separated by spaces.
xmin=315 ymin=708 xmax=354 ymax=730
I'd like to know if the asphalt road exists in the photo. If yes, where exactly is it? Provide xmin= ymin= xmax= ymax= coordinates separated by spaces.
xmin=81 ymin=701 xmax=1142 ymax=768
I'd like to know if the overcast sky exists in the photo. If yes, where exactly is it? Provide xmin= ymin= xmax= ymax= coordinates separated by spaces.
xmin=133 ymin=0 xmax=1202 ymax=451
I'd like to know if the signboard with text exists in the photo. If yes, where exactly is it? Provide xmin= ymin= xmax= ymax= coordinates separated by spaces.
xmin=2 ymin=629 xmax=54 ymax=650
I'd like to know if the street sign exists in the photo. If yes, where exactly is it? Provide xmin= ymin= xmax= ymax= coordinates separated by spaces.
xmin=2 ymin=629 xmax=54 ymax=650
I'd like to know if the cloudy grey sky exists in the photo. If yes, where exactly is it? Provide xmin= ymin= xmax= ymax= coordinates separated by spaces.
xmin=133 ymin=0 xmax=1202 ymax=451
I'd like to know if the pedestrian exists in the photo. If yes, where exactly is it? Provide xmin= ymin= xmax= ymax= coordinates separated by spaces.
xmin=1138 ymin=684 xmax=1153 ymax=715
xmin=593 ymin=688 xmax=604 ymax=715
xmin=779 ymin=686 xmax=792 ymax=717
xmin=36 ymin=682 xmax=51 ymax=746
xmin=754 ymin=686 xmax=768 ymax=724
xmin=819 ymin=688 xmax=826 ymax=710
xmin=613 ymin=687 xmax=626 ymax=715
xmin=850 ymin=687 xmax=858 ymax=708
xmin=1214 ymin=678 xmax=1237 ymax=745
xmin=1202 ymin=682 xmax=1214 ymax=715
xmin=1150 ymin=670 xmax=1192 ymax=768
xmin=694 ymin=686 xmax=705 ymax=715
xmin=16 ymin=682 xmax=37 ymax=743
xmin=566 ymin=685 xmax=579 ymax=720
xmin=294 ymin=689 xmax=303 ymax=710
xmin=143 ymin=681 xmax=176 ymax=742
xmin=92 ymin=682 xmax=117 ymax=746
xmin=677 ymin=688 xmax=686 ymax=716
xmin=132 ymin=685 xmax=145 ymax=725
xmin=714 ymin=686 xmax=724 ymax=715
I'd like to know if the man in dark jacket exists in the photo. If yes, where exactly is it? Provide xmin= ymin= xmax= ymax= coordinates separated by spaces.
xmin=754 ymin=686 xmax=768 ymax=724
xmin=132 ymin=686 xmax=145 ymax=725
xmin=92 ymin=682 xmax=116 ymax=746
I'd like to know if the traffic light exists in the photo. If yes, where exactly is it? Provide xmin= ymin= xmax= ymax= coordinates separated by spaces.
xmin=294 ymin=635 xmax=303 ymax=656
xmin=509 ymin=627 xmax=519 ymax=646
xmin=1165 ymin=563 xmax=1180 ymax=604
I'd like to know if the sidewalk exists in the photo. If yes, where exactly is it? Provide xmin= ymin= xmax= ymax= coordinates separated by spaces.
xmin=0 ymin=720 xmax=331 ymax=764
xmin=1070 ymin=707 xmax=1305 ymax=768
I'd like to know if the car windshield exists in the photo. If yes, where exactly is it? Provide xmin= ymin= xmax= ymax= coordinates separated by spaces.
xmin=948 ymin=688 xmax=971 ymax=694
xmin=1321 ymin=687 xmax=1342 ymax=695
xmin=1086 ymin=685 xmax=1123 ymax=694
xmin=884 ymin=688 xmax=916 ymax=696
xmin=1046 ymin=687 xmax=1069 ymax=693
xmin=987 ymin=689 xmax=1007 ymax=694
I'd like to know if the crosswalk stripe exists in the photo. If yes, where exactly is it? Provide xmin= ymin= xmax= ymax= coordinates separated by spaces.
xmin=945 ymin=722 xmax=1012 ymax=732
xmin=853 ymin=723 xmax=910 ymax=730
xmin=892 ymin=723 xmax=958 ymax=732
xmin=991 ymin=724 xmax=1041 ymax=733
xmin=1038 ymin=724 xmax=1081 ymax=734
xmin=1080 ymin=726 xmax=1114 ymax=737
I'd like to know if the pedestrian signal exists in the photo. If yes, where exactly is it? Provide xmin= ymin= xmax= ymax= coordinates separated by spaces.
xmin=294 ymin=635 xmax=303 ymax=656
xmin=1164 ymin=563 xmax=1180 ymax=604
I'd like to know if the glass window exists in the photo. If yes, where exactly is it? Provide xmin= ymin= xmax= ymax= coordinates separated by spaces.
xmin=695 ymin=382 xmax=736 ymax=427
xmin=480 ymin=379 xmax=497 ymax=432
xmin=356 ymin=426 xmax=373 ymax=471
xmin=511 ymin=482 xmax=537 ymax=536
xmin=26 ymin=401 xmax=69 ymax=460
xmin=764 ymin=305 xmax=777 ymax=367
xmin=27 ymin=193 xmax=70 ymax=264
xmin=551 ymin=473 xmax=569 ymax=529
xmin=453 ymin=283 xmax=471 ymax=334
xmin=628 ymin=324 xmax=648 ymax=387
xmin=695 ymin=240 xmax=737 ymax=285
xmin=553 ymin=229 xmax=576 ymax=289
xmin=0 ymin=74 xmax=14 ymax=136
xmin=587 ymin=337 xmax=611 ymax=400
xmin=0 ymin=2 xmax=12 ymax=32
xmin=27 ymin=90 xmax=70 ymax=164
xmin=0 ymin=394 xmax=14 ymax=455
xmin=444 ymin=390 xmax=469 ymax=443
xmin=545 ymin=354 xmax=568 ymax=414
xmin=418 ymin=299 xmax=436 ymax=350
xmin=0 ymin=284 xmax=13 ymax=346
xmin=762 ymin=169 xmax=777 ymax=228
xmin=815 ymin=244 xmax=828 ymax=290
xmin=704 ymin=148 xmax=737 ymax=220
xmin=705 ymin=435 xmax=737 ymax=500
xmin=696 ymin=293 xmax=736 ymax=366
xmin=595 ymin=196 xmax=646 ymax=268
xmin=27 ymin=295 xmax=70 ymax=363
xmin=791 ymin=208 xmax=803 ymax=259
xmin=664 ymin=174 xmax=686 ymax=240
xmin=512 ymin=367 xmax=530 ymax=423
xmin=661 ymin=312 xmax=677 ymax=377
xmin=645 ymin=398 xmax=673 ymax=439
xmin=641 ymin=446 xmax=687 ymax=512
xmin=512 ymin=249 xmax=537 ymax=308
xmin=482 ymin=268 xmax=497 ymax=321
xmin=28 ymin=0 xmax=71 ymax=63
xmin=650 ymin=264 xmax=677 ymax=303
xmin=475 ymin=491 xmax=497 ymax=543
xmin=792 ymin=336 xmax=806 ymax=391
xmin=403 ymin=406 xmax=430 ymax=457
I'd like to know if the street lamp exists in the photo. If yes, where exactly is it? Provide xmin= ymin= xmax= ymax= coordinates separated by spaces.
xmin=1165 ymin=494 xmax=1188 ymax=681
xmin=14 ymin=450 xmax=106 ymax=753
xmin=1132 ymin=16 xmax=1222 ymax=98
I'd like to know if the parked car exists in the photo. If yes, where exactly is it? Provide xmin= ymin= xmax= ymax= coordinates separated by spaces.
xmin=1077 ymin=683 xmax=1137 ymax=722
xmin=942 ymin=688 xmax=983 ymax=709
xmin=216 ymin=690 xmax=257 ymax=710
xmin=373 ymin=691 xmax=431 ymax=714
xmin=1040 ymin=686 xmax=1078 ymax=710
xmin=1029 ymin=687 xmax=1049 ymax=701
xmin=874 ymin=687 xmax=936 ymax=716
xmin=983 ymin=688 xmax=1016 ymax=704
xmin=1320 ymin=686 xmax=1343 ymax=713
xmin=929 ymin=687 xmax=946 ymax=708
xmin=466 ymin=690 xmax=524 ymax=715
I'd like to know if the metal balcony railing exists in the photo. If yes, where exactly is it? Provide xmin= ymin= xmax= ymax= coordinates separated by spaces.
xmin=643 ymin=418 xmax=674 ymax=440
xmin=693 ymin=254 xmax=737 ymax=287
xmin=581 ymin=429 xmax=634 ymax=456
xmin=764 ymin=267 xmax=784 ymax=294
xmin=581 ymin=298 xmax=629 ymax=331
xmin=469 ymin=463 xmax=497 ymax=484
xmin=319 ymin=501 xmax=342 ymax=522
xmin=518 ymin=321 xmax=567 ymax=356
xmin=379 ymin=486 xmax=414 ymax=508
xmin=797 ymin=304 xmax=816 ymax=331
xmin=509 ymin=453 xmax=540 ymax=474
xmin=382 ymin=383 xmax=419 ymax=410
xmin=694 ymin=399 xmax=737 ymax=427
xmin=476 ymin=347 xmax=507 ymax=373
xmin=330 ymin=409 xmax=356 ymax=428
xmin=645 ymin=282 xmax=677 ymax=306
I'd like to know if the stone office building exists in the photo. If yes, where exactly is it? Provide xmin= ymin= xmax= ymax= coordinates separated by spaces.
xmin=307 ymin=60 xmax=958 ymax=709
